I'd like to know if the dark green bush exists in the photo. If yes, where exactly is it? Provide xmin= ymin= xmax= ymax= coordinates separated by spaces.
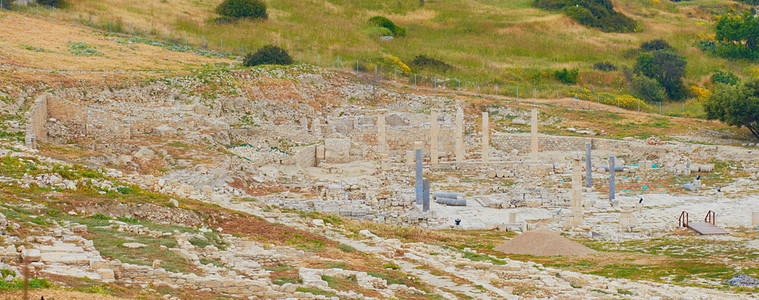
xmin=410 ymin=55 xmax=452 ymax=71
xmin=37 ymin=0 xmax=66 ymax=8
xmin=554 ymin=68 xmax=579 ymax=84
xmin=1 ymin=0 xmax=15 ymax=9
xmin=634 ymin=49 xmax=688 ymax=100
xmin=533 ymin=0 xmax=636 ymax=32
xmin=592 ymin=61 xmax=617 ymax=71
xmin=711 ymin=70 xmax=739 ymax=85
xmin=369 ymin=16 xmax=406 ymax=37
xmin=216 ymin=0 xmax=267 ymax=20
xmin=631 ymin=76 xmax=665 ymax=103
xmin=562 ymin=6 xmax=595 ymax=26
xmin=641 ymin=39 xmax=672 ymax=52
xmin=244 ymin=45 xmax=293 ymax=67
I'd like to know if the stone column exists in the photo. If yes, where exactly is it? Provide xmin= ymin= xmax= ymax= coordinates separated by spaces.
xmin=455 ymin=107 xmax=464 ymax=164
xmin=415 ymin=141 xmax=424 ymax=205
xmin=530 ymin=109 xmax=538 ymax=162
xmin=430 ymin=110 xmax=439 ymax=165
xmin=301 ymin=117 xmax=309 ymax=132
xmin=571 ymin=156 xmax=583 ymax=226
xmin=481 ymin=112 xmax=489 ymax=162
xmin=422 ymin=179 xmax=430 ymax=212
xmin=586 ymin=142 xmax=592 ymax=188
xmin=378 ymin=113 xmax=388 ymax=159
xmin=609 ymin=156 xmax=616 ymax=202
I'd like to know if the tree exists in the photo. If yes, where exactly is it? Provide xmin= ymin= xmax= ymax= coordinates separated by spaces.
xmin=216 ymin=0 xmax=267 ymax=20
xmin=631 ymin=76 xmax=665 ymax=103
xmin=634 ymin=49 xmax=687 ymax=100
xmin=704 ymin=79 xmax=759 ymax=140
xmin=715 ymin=12 xmax=759 ymax=52
xmin=243 ymin=45 xmax=292 ymax=67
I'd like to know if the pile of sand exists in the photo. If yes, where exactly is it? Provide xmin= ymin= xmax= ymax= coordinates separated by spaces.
xmin=494 ymin=229 xmax=595 ymax=256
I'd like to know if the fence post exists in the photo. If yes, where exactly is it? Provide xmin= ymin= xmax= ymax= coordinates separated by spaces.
xmin=167 ymin=29 xmax=169 ymax=44
xmin=516 ymin=86 xmax=519 ymax=103
xmin=74 ymin=12 xmax=77 ymax=26
xmin=241 ymin=43 xmax=244 ymax=60
xmin=299 ymin=51 xmax=301 ymax=64
xmin=185 ymin=32 xmax=187 ymax=48
xmin=53 ymin=7 xmax=55 ymax=21
xmin=682 ymin=103 xmax=685 ymax=117
xmin=495 ymin=83 xmax=498 ymax=96
xmin=36 ymin=2 xmax=37 ymax=18
xmin=458 ymin=79 xmax=460 ymax=93
xmin=597 ymin=95 xmax=600 ymax=110
xmin=637 ymin=99 xmax=640 ymax=112
xmin=617 ymin=98 xmax=620 ymax=113
xmin=147 ymin=25 xmax=149 ymax=40
xmin=356 ymin=60 xmax=358 ymax=75
xmin=90 ymin=15 xmax=92 ymax=30
xmin=414 ymin=74 xmax=417 ymax=90
xmin=475 ymin=81 xmax=478 ymax=97
xmin=203 ymin=36 xmax=206 ymax=50
xmin=659 ymin=101 xmax=662 ymax=115
xmin=557 ymin=90 xmax=559 ymax=106
xmin=394 ymin=69 xmax=397 ymax=87
xmin=317 ymin=54 xmax=320 ymax=67
xmin=534 ymin=89 xmax=536 ymax=105
xmin=221 ymin=39 xmax=223 ymax=55
xmin=434 ymin=76 xmax=436 ymax=92
xmin=109 ymin=20 xmax=111 ymax=34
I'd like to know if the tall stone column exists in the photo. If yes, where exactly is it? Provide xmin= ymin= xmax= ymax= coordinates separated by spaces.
xmin=455 ymin=107 xmax=464 ymax=164
xmin=571 ymin=156 xmax=583 ymax=226
xmin=609 ymin=156 xmax=616 ymax=202
xmin=530 ymin=109 xmax=538 ymax=162
xmin=586 ymin=142 xmax=592 ymax=188
xmin=481 ymin=112 xmax=489 ymax=162
xmin=378 ymin=113 xmax=388 ymax=159
xmin=414 ymin=141 xmax=423 ymax=205
xmin=430 ymin=110 xmax=439 ymax=165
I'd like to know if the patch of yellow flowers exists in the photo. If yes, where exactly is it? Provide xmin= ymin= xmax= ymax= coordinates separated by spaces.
xmin=383 ymin=55 xmax=411 ymax=75
xmin=569 ymin=88 xmax=652 ymax=111
xmin=690 ymin=86 xmax=711 ymax=102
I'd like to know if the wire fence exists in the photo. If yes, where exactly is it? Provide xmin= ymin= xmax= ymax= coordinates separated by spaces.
xmin=1 ymin=3 xmax=701 ymax=119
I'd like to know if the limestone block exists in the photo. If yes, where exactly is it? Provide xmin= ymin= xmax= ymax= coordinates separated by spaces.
xmin=96 ymin=268 xmax=115 ymax=282
xmin=324 ymin=138 xmax=351 ymax=164
xmin=72 ymin=224 xmax=87 ymax=234
xmin=21 ymin=249 xmax=41 ymax=262
xmin=296 ymin=145 xmax=318 ymax=168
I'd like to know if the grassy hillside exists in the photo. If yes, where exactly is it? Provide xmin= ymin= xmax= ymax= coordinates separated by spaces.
xmin=4 ymin=0 xmax=756 ymax=101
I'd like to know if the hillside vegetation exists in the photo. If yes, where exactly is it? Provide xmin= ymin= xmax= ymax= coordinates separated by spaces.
xmin=7 ymin=1 xmax=742 ymax=92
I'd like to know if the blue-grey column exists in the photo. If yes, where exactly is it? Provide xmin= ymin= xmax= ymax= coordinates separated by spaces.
xmin=609 ymin=156 xmax=615 ymax=202
xmin=415 ymin=149 xmax=423 ymax=205
xmin=422 ymin=179 xmax=430 ymax=212
xmin=586 ymin=142 xmax=592 ymax=188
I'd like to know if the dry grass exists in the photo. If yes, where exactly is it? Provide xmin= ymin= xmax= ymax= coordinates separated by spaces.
xmin=0 ymin=11 xmax=230 ymax=72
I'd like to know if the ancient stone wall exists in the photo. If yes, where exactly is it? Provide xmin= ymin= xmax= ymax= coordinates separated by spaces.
xmin=26 ymin=94 xmax=48 ymax=145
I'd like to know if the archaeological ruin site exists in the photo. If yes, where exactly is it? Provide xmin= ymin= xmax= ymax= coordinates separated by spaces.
xmin=2 ymin=0 xmax=759 ymax=299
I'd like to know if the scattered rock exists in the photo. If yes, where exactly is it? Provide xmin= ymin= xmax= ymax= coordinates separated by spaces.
xmin=122 ymin=242 xmax=147 ymax=249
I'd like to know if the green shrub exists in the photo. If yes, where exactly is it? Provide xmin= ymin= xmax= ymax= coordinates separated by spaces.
xmin=37 ymin=0 xmax=66 ymax=8
xmin=410 ymin=55 xmax=452 ymax=71
xmin=368 ymin=16 xmax=406 ymax=37
xmin=555 ymin=68 xmax=579 ymax=84
xmin=711 ymin=70 xmax=739 ymax=85
xmin=243 ymin=45 xmax=293 ymax=67
xmin=91 ymin=214 xmax=111 ymax=220
xmin=68 ymin=42 xmax=103 ymax=56
xmin=117 ymin=217 xmax=139 ymax=223
xmin=562 ymin=6 xmax=595 ymax=26
xmin=336 ymin=244 xmax=356 ymax=253
xmin=216 ymin=0 xmax=267 ymax=20
xmin=593 ymin=61 xmax=617 ymax=71
xmin=631 ymin=76 xmax=665 ymax=103
xmin=641 ymin=39 xmax=672 ymax=52
xmin=533 ymin=0 xmax=636 ymax=32
xmin=0 ymin=0 xmax=14 ymax=10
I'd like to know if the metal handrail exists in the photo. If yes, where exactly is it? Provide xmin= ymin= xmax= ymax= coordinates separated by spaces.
xmin=679 ymin=211 xmax=689 ymax=227
xmin=705 ymin=210 xmax=716 ymax=225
